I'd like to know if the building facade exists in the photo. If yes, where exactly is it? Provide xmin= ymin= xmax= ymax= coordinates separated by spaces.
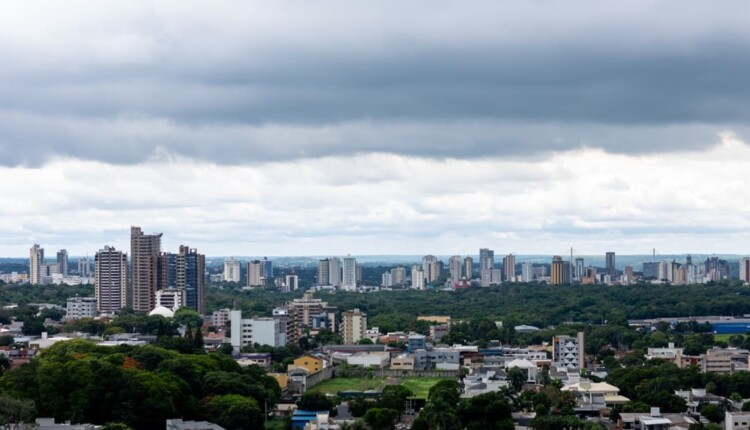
xmin=95 ymin=246 xmax=128 ymax=313
xmin=223 ymin=257 xmax=241 ymax=283
xmin=29 ymin=244 xmax=44 ymax=285
xmin=130 ymin=226 xmax=162 ymax=312
xmin=342 ymin=256 xmax=357 ymax=291
xmin=342 ymin=308 xmax=367 ymax=344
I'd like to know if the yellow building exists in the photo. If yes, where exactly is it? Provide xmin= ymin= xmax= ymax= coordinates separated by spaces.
xmin=290 ymin=355 xmax=325 ymax=373
xmin=550 ymin=256 xmax=564 ymax=285
xmin=269 ymin=373 xmax=289 ymax=390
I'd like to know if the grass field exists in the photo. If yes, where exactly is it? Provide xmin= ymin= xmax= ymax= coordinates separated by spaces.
xmin=714 ymin=333 xmax=734 ymax=342
xmin=307 ymin=377 xmax=387 ymax=395
xmin=400 ymin=377 xmax=450 ymax=399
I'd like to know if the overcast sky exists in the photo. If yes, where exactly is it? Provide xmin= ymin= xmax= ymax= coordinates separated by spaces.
xmin=2 ymin=1 xmax=750 ymax=257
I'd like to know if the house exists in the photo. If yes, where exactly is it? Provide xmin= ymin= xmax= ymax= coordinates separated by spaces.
xmin=562 ymin=381 xmax=629 ymax=411
xmin=506 ymin=358 xmax=537 ymax=383
xmin=618 ymin=408 xmax=698 ymax=430
xmin=303 ymin=411 xmax=341 ymax=430
xmin=462 ymin=370 xmax=508 ymax=398
xmin=726 ymin=411 xmax=750 ymax=430
xmin=290 ymin=355 xmax=327 ymax=373
xmin=391 ymin=354 xmax=415 ymax=371
xmin=235 ymin=353 xmax=272 ymax=368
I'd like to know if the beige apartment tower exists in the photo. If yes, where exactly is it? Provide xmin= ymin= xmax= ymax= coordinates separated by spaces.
xmin=95 ymin=246 xmax=128 ymax=313
xmin=342 ymin=308 xmax=367 ymax=344
xmin=130 ymin=226 xmax=162 ymax=312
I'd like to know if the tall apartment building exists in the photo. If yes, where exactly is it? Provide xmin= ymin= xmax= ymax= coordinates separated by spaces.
xmin=552 ymin=332 xmax=585 ymax=369
xmin=342 ymin=256 xmax=357 ymax=291
xmin=574 ymin=258 xmax=584 ymax=281
xmin=342 ymin=309 xmax=367 ymax=344
xmin=176 ymin=245 xmax=205 ymax=314
xmin=464 ymin=256 xmax=473 ymax=279
xmin=66 ymin=297 xmax=98 ymax=320
xmin=422 ymin=255 xmax=438 ymax=283
xmin=285 ymin=274 xmax=299 ymax=291
xmin=317 ymin=259 xmax=330 ymax=285
xmin=411 ymin=265 xmax=425 ymax=290
xmin=247 ymin=260 xmax=264 ymax=287
xmin=78 ymin=257 xmax=91 ymax=277
xmin=328 ymin=257 xmax=342 ymax=286
xmin=521 ymin=262 xmax=533 ymax=282
xmin=479 ymin=248 xmax=494 ymax=273
xmin=643 ymin=262 xmax=659 ymax=279
xmin=740 ymin=258 xmax=750 ymax=283
xmin=223 ymin=257 xmax=241 ymax=283
xmin=481 ymin=268 xmax=501 ymax=287
xmin=605 ymin=252 xmax=616 ymax=276
xmin=391 ymin=266 xmax=406 ymax=285
xmin=29 ymin=244 xmax=44 ymax=285
xmin=56 ymin=249 xmax=68 ymax=276
xmin=95 ymin=246 xmax=128 ymax=313
xmin=550 ymin=256 xmax=565 ymax=285
xmin=449 ymin=255 xmax=462 ymax=281
xmin=502 ymin=254 xmax=516 ymax=282
xmin=130 ymin=226 xmax=162 ymax=312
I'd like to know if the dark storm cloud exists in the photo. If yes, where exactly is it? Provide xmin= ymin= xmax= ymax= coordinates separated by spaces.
xmin=0 ymin=1 xmax=748 ymax=166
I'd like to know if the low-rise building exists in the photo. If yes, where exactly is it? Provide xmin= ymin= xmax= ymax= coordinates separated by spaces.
xmin=291 ymin=355 xmax=326 ymax=374
xmin=414 ymin=347 xmax=460 ymax=370
xmin=726 ymin=411 xmax=750 ymax=430
xmin=230 ymin=310 xmax=284 ymax=350
xmin=391 ymin=354 xmax=415 ymax=371
xmin=235 ymin=353 xmax=272 ymax=368
xmin=618 ymin=408 xmax=698 ymax=430
xmin=347 ymin=351 xmax=390 ymax=368
xmin=65 ymin=297 xmax=97 ymax=320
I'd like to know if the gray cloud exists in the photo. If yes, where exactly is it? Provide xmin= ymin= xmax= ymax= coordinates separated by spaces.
xmin=0 ymin=1 xmax=749 ymax=166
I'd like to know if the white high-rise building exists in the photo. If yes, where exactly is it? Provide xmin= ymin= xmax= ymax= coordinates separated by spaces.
xmin=328 ymin=257 xmax=342 ymax=286
xmin=479 ymin=248 xmax=494 ymax=273
xmin=29 ymin=244 xmax=44 ymax=285
xmin=422 ymin=255 xmax=438 ymax=283
xmin=342 ymin=256 xmax=357 ymax=291
xmin=230 ymin=310 xmax=284 ymax=350
xmin=411 ymin=265 xmax=425 ymax=290
xmin=381 ymin=271 xmax=393 ymax=287
xmin=449 ymin=255 xmax=462 ymax=281
xmin=95 ymin=246 xmax=128 ymax=313
xmin=78 ymin=257 xmax=91 ymax=277
xmin=223 ymin=257 xmax=241 ymax=283
xmin=285 ymin=275 xmax=299 ymax=291
xmin=521 ymin=262 xmax=533 ymax=282
xmin=247 ymin=260 xmax=264 ymax=287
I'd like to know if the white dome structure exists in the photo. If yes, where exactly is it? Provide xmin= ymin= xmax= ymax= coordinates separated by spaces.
xmin=148 ymin=305 xmax=175 ymax=318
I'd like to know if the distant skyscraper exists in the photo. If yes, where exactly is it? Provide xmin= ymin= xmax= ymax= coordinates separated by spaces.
xmin=29 ymin=244 xmax=44 ymax=285
xmin=463 ymin=256 xmax=473 ymax=279
xmin=342 ymin=309 xmax=367 ymax=344
xmin=130 ymin=226 xmax=162 ymax=312
xmin=247 ymin=260 xmax=264 ymax=287
xmin=177 ymin=245 xmax=205 ymax=314
xmin=317 ymin=259 xmax=330 ymax=285
xmin=740 ymin=258 xmax=750 ymax=283
xmin=285 ymin=274 xmax=299 ymax=291
xmin=95 ymin=246 xmax=128 ymax=313
xmin=502 ymin=254 xmax=516 ymax=282
xmin=479 ymin=248 xmax=494 ymax=273
xmin=381 ymin=271 xmax=393 ymax=287
xmin=521 ymin=262 xmax=533 ymax=282
xmin=78 ymin=257 xmax=91 ymax=277
xmin=550 ymin=256 xmax=565 ymax=285
xmin=643 ymin=262 xmax=659 ymax=279
xmin=56 ymin=249 xmax=68 ymax=276
xmin=411 ymin=265 xmax=425 ymax=290
xmin=449 ymin=255 xmax=462 ymax=282
xmin=605 ymin=252 xmax=616 ymax=276
xmin=391 ymin=267 xmax=406 ymax=285
xmin=223 ymin=257 xmax=241 ymax=283
xmin=422 ymin=255 xmax=439 ymax=283
xmin=262 ymin=257 xmax=273 ymax=280
xmin=328 ymin=257 xmax=342 ymax=286
xmin=574 ymin=258 xmax=584 ymax=281
xmin=342 ymin=256 xmax=357 ymax=291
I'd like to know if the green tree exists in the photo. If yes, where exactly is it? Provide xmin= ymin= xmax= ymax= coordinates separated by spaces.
xmin=428 ymin=380 xmax=461 ymax=407
xmin=203 ymin=394 xmax=263 ymax=430
xmin=173 ymin=308 xmax=203 ymax=330
xmin=507 ymin=367 xmax=526 ymax=393
xmin=699 ymin=404 xmax=723 ymax=423
xmin=379 ymin=385 xmax=413 ymax=413
xmin=298 ymin=392 xmax=334 ymax=412
xmin=0 ymin=396 xmax=36 ymax=430
xmin=363 ymin=408 xmax=399 ymax=430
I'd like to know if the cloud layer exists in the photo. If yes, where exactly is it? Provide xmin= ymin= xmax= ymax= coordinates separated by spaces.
xmin=1 ymin=1 xmax=749 ymax=166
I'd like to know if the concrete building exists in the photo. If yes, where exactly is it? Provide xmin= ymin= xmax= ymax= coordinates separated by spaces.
xmin=643 ymin=261 xmax=659 ymax=279
xmin=605 ymin=252 xmax=616 ymax=276
xmin=212 ymin=308 xmax=231 ymax=328
xmin=155 ymin=288 xmax=183 ymax=312
xmin=223 ymin=257 xmax=241 ymax=283
xmin=175 ymin=246 xmax=205 ymax=314
xmin=56 ymin=249 xmax=68 ymax=276
xmin=411 ymin=265 xmax=425 ymax=290
xmin=521 ymin=262 xmax=533 ymax=282
xmin=95 ymin=246 xmax=128 ymax=313
xmin=347 ymin=351 xmax=390 ymax=368
xmin=317 ymin=258 xmax=330 ymax=285
xmin=726 ymin=411 xmax=750 ymax=430
xmin=342 ymin=256 xmax=357 ymax=291
xmin=77 ymin=257 xmax=91 ymax=277
xmin=328 ymin=257 xmax=342 ymax=286
xmin=550 ymin=256 xmax=565 ymax=285
xmin=66 ymin=297 xmax=97 ymax=320
xmin=391 ymin=266 xmax=406 ymax=285
xmin=30 ymin=244 xmax=44 ymax=285
xmin=421 ymin=255 xmax=438 ymax=284
xmin=342 ymin=309 xmax=367 ymax=344
xmin=247 ymin=260 xmax=265 ymax=287
xmin=503 ymin=254 xmax=516 ymax=282
xmin=407 ymin=334 xmax=426 ymax=352
xmin=230 ymin=310 xmax=284 ymax=349
xmin=130 ymin=226 xmax=162 ymax=312
xmin=553 ymin=332 xmax=585 ymax=369
xmin=285 ymin=274 xmax=299 ymax=292
xmin=414 ymin=348 xmax=461 ymax=370
xmin=479 ymin=248 xmax=494 ymax=274
xmin=464 ymin=256 xmax=473 ymax=279
xmin=449 ymin=255 xmax=462 ymax=282
xmin=740 ymin=258 xmax=750 ymax=284
xmin=481 ymin=268 xmax=502 ymax=287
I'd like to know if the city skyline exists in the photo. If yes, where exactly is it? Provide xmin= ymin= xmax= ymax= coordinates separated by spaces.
xmin=2 ymin=2 xmax=750 ymax=257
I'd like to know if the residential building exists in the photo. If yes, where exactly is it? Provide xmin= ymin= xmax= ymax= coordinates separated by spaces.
xmin=155 ymin=288 xmax=182 ymax=312
xmin=391 ymin=266 xmax=406 ymax=285
xmin=740 ymin=258 xmax=750 ymax=283
xmin=645 ymin=343 xmax=683 ymax=366
xmin=623 ymin=265 xmax=635 ymax=284
xmin=413 ymin=348 xmax=461 ymax=370
xmin=342 ymin=256 xmax=357 ymax=291
xmin=643 ymin=261 xmax=659 ymax=279
xmin=66 ymin=297 xmax=97 ymax=320
xmin=411 ymin=265 xmax=425 ymax=289
xmin=521 ymin=262 xmax=533 ymax=282
xmin=407 ymin=334 xmax=426 ymax=352
xmin=726 ymin=411 xmax=750 ymax=430
xmin=77 ymin=257 xmax=91 ymax=277
xmin=328 ymin=257 xmax=342 ymax=286
xmin=30 ymin=244 xmax=44 ymax=285
xmin=317 ymin=258 xmax=330 ymax=285
xmin=422 ymin=255 xmax=439 ymax=283
xmin=211 ymin=308 xmax=231 ymax=328
xmin=291 ymin=355 xmax=326 ymax=373
xmin=381 ymin=271 xmax=392 ymax=288
xmin=175 ymin=245 xmax=205 ymax=314
xmin=223 ymin=257 xmax=241 ymax=283
xmin=287 ymin=292 xmax=333 ymax=332
xmin=464 ymin=256 xmax=473 ymax=279
xmin=95 ymin=246 xmax=128 ymax=313
xmin=56 ymin=249 xmax=68 ymax=276
xmin=285 ymin=274 xmax=299 ymax=291
xmin=574 ymin=258 xmax=584 ymax=281
xmin=230 ymin=310 xmax=284 ymax=349
xmin=342 ymin=309 xmax=367 ymax=344
xmin=130 ymin=226 xmax=162 ymax=312
xmin=479 ymin=248 xmax=494 ymax=273
xmin=481 ymin=268 xmax=501 ymax=287
xmin=550 ymin=256 xmax=565 ymax=285
xmin=605 ymin=252 xmax=616 ymax=276
xmin=449 ymin=255 xmax=462 ymax=282
xmin=552 ymin=332 xmax=585 ymax=369
xmin=503 ymin=254 xmax=516 ymax=282
xmin=247 ymin=260 xmax=265 ymax=287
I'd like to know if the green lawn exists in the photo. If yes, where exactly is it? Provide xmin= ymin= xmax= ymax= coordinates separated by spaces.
xmin=307 ymin=377 xmax=387 ymax=395
xmin=714 ymin=333 xmax=734 ymax=342
xmin=265 ymin=417 xmax=288 ymax=430
xmin=400 ymin=377 xmax=453 ymax=399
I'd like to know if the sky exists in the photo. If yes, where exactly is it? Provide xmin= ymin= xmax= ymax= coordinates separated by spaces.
xmin=1 ymin=1 xmax=750 ymax=257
